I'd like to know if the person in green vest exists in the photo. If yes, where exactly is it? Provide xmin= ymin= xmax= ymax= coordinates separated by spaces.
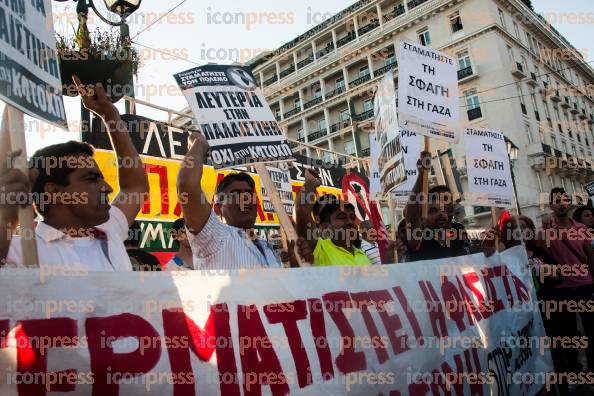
xmin=295 ymin=169 xmax=370 ymax=266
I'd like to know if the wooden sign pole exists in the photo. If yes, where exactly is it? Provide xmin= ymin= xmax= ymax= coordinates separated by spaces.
xmin=2 ymin=106 xmax=39 ymax=267
xmin=254 ymin=163 xmax=308 ymax=267
xmin=421 ymin=136 xmax=430 ymax=219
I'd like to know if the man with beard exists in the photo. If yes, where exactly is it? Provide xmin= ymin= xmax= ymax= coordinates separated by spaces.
xmin=403 ymin=151 xmax=470 ymax=261
xmin=0 ymin=77 xmax=148 ymax=270
xmin=177 ymin=132 xmax=282 ymax=270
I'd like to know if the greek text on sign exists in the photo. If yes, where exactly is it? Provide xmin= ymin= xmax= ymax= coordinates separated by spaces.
xmin=371 ymin=72 xmax=406 ymax=198
xmin=261 ymin=165 xmax=294 ymax=214
xmin=0 ymin=0 xmax=67 ymax=126
xmin=174 ymin=65 xmax=293 ymax=169
xmin=0 ymin=246 xmax=551 ymax=395
xmin=397 ymin=39 xmax=458 ymax=142
xmin=390 ymin=129 xmax=423 ymax=204
xmin=464 ymin=127 xmax=514 ymax=207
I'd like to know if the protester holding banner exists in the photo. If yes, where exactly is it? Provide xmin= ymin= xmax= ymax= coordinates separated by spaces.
xmin=177 ymin=132 xmax=282 ymax=269
xmin=165 ymin=218 xmax=194 ymax=271
xmin=296 ymin=169 xmax=371 ymax=266
xmin=1 ymin=77 xmax=148 ymax=270
xmin=403 ymin=151 xmax=470 ymax=261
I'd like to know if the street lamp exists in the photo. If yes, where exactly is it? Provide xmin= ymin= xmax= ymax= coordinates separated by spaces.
xmin=103 ymin=0 xmax=141 ymax=19
xmin=505 ymin=136 xmax=521 ymax=215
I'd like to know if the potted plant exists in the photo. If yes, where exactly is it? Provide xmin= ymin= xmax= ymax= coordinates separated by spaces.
xmin=57 ymin=28 xmax=140 ymax=102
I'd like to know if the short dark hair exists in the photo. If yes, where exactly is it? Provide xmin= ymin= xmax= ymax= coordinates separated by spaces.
xmin=216 ymin=172 xmax=255 ymax=196
xmin=573 ymin=205 xmax=593 ymax=224
xmin=29 ymin=141 xmax=94 ymax=214
xmin=318 ymin=195 xmax=355 ymax=224
xmin=428 ymin=185 xmax=452 ymax=203
xmin=171 ymin=218 xmax=185 ymax=238
xmin=550 ymin=187 xmax=566 ymax=204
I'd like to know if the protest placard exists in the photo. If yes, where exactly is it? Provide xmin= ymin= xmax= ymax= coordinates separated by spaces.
xmin=464 ymin=127 xmax=514 ymax=207
xmin=261 ymin=165 xmax=294 ymax=215
xmin=584 ymin=180 xmax=594 ymax=206
xmin=397 ymin=39 xmax=458 ymax=142
xmin=371 ymin=72 xmax=405 ymax=198
xmin=0 ymin=0 xmax=67 ymax=126
xmin=390 ymin=129 xmax=423 ymax=205
xmin=174 ymin=65 xmax=293 ymax=169
xmin=0 ymin=246 xmax=552 ymax=395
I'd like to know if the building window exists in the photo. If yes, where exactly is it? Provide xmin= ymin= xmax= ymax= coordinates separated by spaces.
xmin=313 ymin=85 xmax=322 ymax=99
xmin=345 ymin=140 xmax=356 ymax=156
xmin=359 ymin=66 xmax=370 ymax=77
xmin=526 ymin=32 xmax=535 ymax=53
xmin=526 ymin=123 xmax=533 ymax=144
xmin=384 ymin=53 xmax=396 ymax=66
xmin=318 ymin=118 xmax=326 ymax=131
xmin=457 ymin=51 xmax=471 ymax=70
xmin=336 ymin=77 xmax=345 ymax=90
xmin=294 ymin=98 xmax=300 ymax=109
xmin=465 ymin=90 xmax=482 ymax=120
xmin=513 ymin=21 xmax=520 ymax=39
xmin=551 ymin=135 xmax=557 ymax=149
xmin=364 ymin=99 xmax=374 ymax=112
xmin=507 ymin=45 xmax=514 ymax=62
xmin=322 ymin=151 xmax=334 ymax=163
xmin=418 ymin=28 xmax=431 ymax=46
xmin=275 ymin=108 xmax=280 ymax=118
xmin=297 ymin=128 xmax=304 ymax=140
xmin=341 ymin=109 xmax=350 ymax=121
xmin=536 ymin=173 xmax=543 ymax=192
xmin=498 ymin=9 xmax=506 ymax=28
xmin=450 ymin=12 xmax=463 ymax=33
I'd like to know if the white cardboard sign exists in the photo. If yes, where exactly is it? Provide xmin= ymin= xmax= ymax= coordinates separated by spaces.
xmin=397 ymin=39 xmax=459 ymax=142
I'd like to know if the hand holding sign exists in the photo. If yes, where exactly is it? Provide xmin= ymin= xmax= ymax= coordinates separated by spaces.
xmin=304 ymin=168 xmax=322 ymax=189
xmin=0 ymin=148 xmax=30 ymax=225
xmin=416 ymin=150 xmax=432 ymax=172
xmin=188 ymin=131 xmax=210 ymax=153
xmin=72 ymin=75 xmax=119 ymax=122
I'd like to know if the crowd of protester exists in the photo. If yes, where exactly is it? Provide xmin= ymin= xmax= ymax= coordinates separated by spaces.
xmin=1 ymin=79 xmax=594 ymax=394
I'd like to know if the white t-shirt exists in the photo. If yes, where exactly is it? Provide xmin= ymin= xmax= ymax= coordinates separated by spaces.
xmin=361 ymin=239 xmax=382 ymax=265
xmin=6 ymin=206 xmax=132 ymax=272
xmin=187 ymin=211 xmax=282 ymax=270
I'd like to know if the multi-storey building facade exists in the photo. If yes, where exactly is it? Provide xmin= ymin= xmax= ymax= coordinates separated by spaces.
xmin=244 ymin=0 xmax=594 ymax=225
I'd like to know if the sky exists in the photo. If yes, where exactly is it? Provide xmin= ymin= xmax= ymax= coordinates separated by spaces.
xmin=13 ymin=0 xmax=594 ymax=154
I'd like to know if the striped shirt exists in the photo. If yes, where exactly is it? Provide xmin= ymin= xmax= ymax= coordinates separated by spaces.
xmin=186 ymin=211 xmax=282 ymax=270
xmin=360 ymin=240 xmax=382 ymax=265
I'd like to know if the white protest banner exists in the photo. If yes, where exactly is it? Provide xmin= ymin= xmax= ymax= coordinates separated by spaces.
xmin=464 ymin=127 xmax=514 ymax=207
xmin=174 ymin=65 xmax=293 ymax=169
xmin=372 ymin=72 xmax=405 ymax=198
xmin=391 ymin=129 xmax=423 ymax=205
xmin=397 ymin=39 xmax=458 ymax=142
xmin=261 ymin=165 xmax=294 ymax=214
xmin=0 ymin=246 xmax=552 ymax=395
xmin=0 ymin=0 xmax=67 ymax=126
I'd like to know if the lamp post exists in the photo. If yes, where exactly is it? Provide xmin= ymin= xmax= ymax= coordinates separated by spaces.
xmin=505 ymin=136 xmax=521 ymax=215
xmin=55 ymin=0 xmax=142 ymax=116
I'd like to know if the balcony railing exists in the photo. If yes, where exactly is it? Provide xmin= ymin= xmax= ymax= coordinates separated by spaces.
xmin=336 ymin=31 xmax=356 ymax=47
xmin=297 ymin=55 xmax=314 ymax=69
xmin=350 ymin=73 xmax=371 ymax=87
xmin=408 ymin=0 xmax=429 ymax=10
xmin=279 ymin=65 xmax=295 ymax=79
xmin=325 ymin=85 xmax=346 ymax=99
xmin=308 ymin=129 xmax=327 ymax=141
xmin=384 ymin=4 xmax=405 ymax=22
xmin=303 ymin=96 xmax=323 ymax=110
xmin=316 ymin=42 xmax=335 ymax=59
xmin=542 ymin=143 xmax=552 ymax=155
xmin=284 ymin=106 xmax=301 ymax=118
xmin=358 ymin=19 xmax=379 ymax=36
xmin=297 ymin=137 xmax=305 ymax=142
xmin=554 ymin=149 xmax=562 ymax=158
xmin=360 ymin=148 xmax=371 ymax=157
xmin=330 ymin=120 xmax=350 ymax=133
xmin=457 ymin=66 xmax=473 ymax=80
xmin=352 ymin=109 xmax=374 ymax=121
xmin=375 ymin=62 xmax=397 ymax=76
xmin=263 ymin=75 xmax=278 ymax=87
xmin=467 ymin=107 xmax=482 ymax=121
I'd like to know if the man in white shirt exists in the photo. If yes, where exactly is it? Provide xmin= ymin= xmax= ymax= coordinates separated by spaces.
xmin=0 ymin=76 xmax=148 ymax=271
xmin=177 ymin=133 xmax=282 ymax=270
